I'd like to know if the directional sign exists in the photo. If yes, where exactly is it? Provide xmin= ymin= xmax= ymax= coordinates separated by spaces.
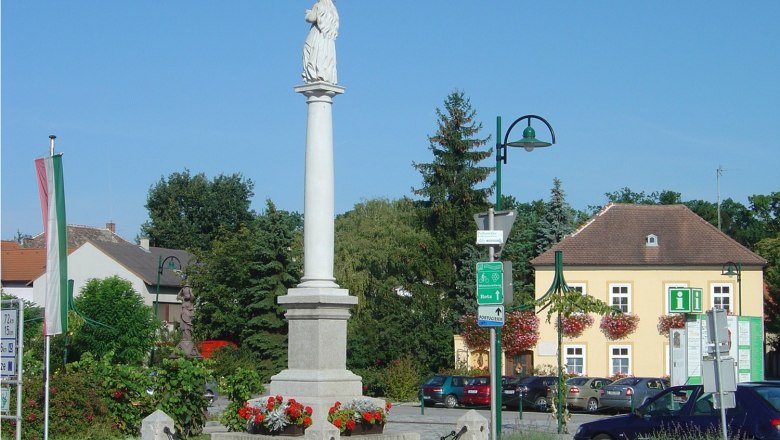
xmin=0 ymin=359 xmax=14 ymax=377
xmin=477 ymin=305 xmax=505 ymax=327
xmin=476 ymin=262 xmax=503 ymax=305
xmin=668 ymin=288 xmax=703 ymax=313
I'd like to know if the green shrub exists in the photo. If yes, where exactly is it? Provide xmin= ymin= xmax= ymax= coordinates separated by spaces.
xmin=219 ymin=367 xmax=264 ymax=432
xmin=208 ymin=344 xmax=257 ymax=381
xmin=353 ymin=367 xmax=384 ymax=397
xmin=151 ymin=356 xmax=212 ymax=437
xmin=382 ymin=355 xmax=423 ymax=402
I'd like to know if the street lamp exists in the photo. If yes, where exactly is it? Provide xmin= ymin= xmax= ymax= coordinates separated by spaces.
xmin=150 ymin=255 xmax=182 ymax=366
xmin=721 ymin=261 xmax=742 ymax=316
xmin=492 ymin=115 xmax=556 ymax=438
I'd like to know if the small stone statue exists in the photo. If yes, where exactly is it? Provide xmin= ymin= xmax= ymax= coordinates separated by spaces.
xmin=175 ymin=285 xmax=201 ymax=358
xmin=302 ymin=0 xmax=339 ymax=84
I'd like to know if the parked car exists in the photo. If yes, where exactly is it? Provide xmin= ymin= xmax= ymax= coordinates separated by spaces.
xmin=461 ymin=376 xmax=513 ymax=407
xmin=574 ymin=382 xmax=780 ymax=440
xmin=599 ymin=377 xmax=670 ymax=413
xmin=564 ymin=377 xmax=612 ymax=412
xmin=502 ymin=376 xmax=559 ymax=411
xmin=419 ymin=375 xmax=470 ymax=408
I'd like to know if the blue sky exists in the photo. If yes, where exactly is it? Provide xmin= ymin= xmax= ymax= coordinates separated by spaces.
xmin=3 ymin=1 xmax=779 ymax=241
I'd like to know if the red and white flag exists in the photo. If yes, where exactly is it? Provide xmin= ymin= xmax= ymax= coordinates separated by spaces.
xmin=35 ymin=154 xmax=68 ymax=336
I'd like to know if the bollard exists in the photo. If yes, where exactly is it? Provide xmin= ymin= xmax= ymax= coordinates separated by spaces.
xmin=455 ymin=409 xmax=488 ymax=440
xmin=141 ymin=410 xmax=175 ymax=440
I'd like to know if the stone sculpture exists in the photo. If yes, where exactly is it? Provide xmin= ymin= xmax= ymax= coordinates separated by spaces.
xmin=302 ymin=0 xmax=338 ymax=84
xmin=175 ymin=285 xmax=200 ymax=358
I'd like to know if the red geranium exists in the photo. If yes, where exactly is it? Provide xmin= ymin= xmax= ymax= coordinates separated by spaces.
xmin=600 ymin=313 xmax=640 ymax=340
xmin=502 ymin=311 xmax=540 ymax=355
xmin=556 ymin=313 xmax=595 ymax=338
xmin=657 ymin=314 xmax=685 ymax=337
xmin=237 ymin=396 xmax=314 ymax=433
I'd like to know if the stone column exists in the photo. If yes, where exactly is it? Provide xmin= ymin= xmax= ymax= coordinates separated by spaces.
xmin=267 ymin=82 xmax=362 ymax=428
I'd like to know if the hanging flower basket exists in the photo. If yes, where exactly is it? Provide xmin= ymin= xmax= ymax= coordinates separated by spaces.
xmin=555 ymin=313 xmax=595 ymax=338
xmin=501 ymin=311 xmax=540 ymax=355
xmin=657 ymin=314 xmax=686 ymax=337
xmin=599 ymin=313 xmax=640 ymax=340
xmin=459 ymin=314 xmax=490 ymax=350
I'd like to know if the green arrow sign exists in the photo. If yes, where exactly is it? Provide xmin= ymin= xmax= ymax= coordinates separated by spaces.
xmin=476 ymin=262 xmax=503 ymax=305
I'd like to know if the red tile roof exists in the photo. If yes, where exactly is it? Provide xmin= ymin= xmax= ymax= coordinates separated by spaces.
xmin=531 ymin=204 xmax=767 ymax=267
xmin=1 ymin=240 xmax=47 ymax=283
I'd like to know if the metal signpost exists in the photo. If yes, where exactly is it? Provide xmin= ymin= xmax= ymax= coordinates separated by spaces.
xmin=1 ymin=299 xmax=25 ymax=440
xmin=475 ymin=208 xmax=516 ymax=440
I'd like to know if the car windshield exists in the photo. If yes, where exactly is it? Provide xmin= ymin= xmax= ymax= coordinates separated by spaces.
xmin=753 ymin=386 xmax=780 ymax=411
xmin=468 ymin=377 xmax=489 ymax=386
xmin=567 ymin=377 xmax=588 ymax=386
xmin=425 ymin=376 xmax=446 ymax=386
xmin=637 ymin=388 xmax=695 ymax=417
xmin=613 ymin=378 xmax=641 ymax=386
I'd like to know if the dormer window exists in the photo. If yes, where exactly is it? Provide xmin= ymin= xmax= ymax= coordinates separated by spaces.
xmin=646 ymin=234 xmax=658 ymax=247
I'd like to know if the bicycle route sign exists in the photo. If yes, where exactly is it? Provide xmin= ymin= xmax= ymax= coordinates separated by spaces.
xmin=476 ymin=261 xmax=503 ymax=305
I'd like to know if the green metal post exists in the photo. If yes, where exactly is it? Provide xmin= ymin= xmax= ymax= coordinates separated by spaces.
xmin=149 ymin=255 xmax=162 ymax=367
xmin=496 ymin=116 xmax=503 ymax=211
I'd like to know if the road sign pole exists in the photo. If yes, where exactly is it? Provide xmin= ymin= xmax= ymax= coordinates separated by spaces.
xmin=486 ymin=209 xmax=502 ymax=440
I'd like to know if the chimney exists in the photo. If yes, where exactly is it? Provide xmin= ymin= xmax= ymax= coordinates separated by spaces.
xmin=106 ymin=222 xmax=116 ymax=233
xmin=140 ymin=237 xmax=150 ymax=251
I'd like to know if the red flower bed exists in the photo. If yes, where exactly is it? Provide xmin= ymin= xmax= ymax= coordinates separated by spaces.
xmin=599 ymin=313 xmax=639 ymax=340
xmin=459 ymin=314 xmax=490 ymax=350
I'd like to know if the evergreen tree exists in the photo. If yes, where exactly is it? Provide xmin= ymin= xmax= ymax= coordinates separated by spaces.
xmin=536 ymin=178 xmax=577 ymax=254
xmin=189 ymin=200 xmax=301 ymax=380
xmin=412 ymin=90 xmax=493 ymax=317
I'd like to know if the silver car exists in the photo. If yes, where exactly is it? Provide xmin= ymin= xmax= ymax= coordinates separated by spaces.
xmin=564 ymin=377 xmax=611 ymax=412
xmin=599 ymin=377 xmax=669 ymax=413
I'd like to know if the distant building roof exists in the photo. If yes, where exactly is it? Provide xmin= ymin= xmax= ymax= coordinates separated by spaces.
xmin=86 ymin=240 xmax=192 ymax=287
xmin=531 ymin=204 xmax=767 ymax=267
xmin=25 ymin=223 xmax=130 ymax=249
xmin=1 ymin=240 xmax=47 ymax=283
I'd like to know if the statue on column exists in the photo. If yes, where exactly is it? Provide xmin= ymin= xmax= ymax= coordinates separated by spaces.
xmin=302 ymin=0 xmax=339 ymax=84
xmin=175 ymin=284 xmax=201 ymax=358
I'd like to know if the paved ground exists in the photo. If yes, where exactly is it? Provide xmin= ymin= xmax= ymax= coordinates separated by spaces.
xmin=204 ymin=399 xmax=605 ymax=439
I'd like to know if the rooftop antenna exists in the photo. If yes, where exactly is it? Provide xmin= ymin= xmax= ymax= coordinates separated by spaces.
xmin=49 ymin=134 xmax=56 ymax=156
xmin=716 ymin=166 xmax=724 ymax=231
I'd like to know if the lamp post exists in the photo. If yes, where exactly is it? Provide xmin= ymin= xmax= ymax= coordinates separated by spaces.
xmin=721 ymin=261 xmax=742 ymax=316
xmin=150 ymin=255 xmax=182 ymax=366
xmin=492 ymin=115 xmax=556 ymax=439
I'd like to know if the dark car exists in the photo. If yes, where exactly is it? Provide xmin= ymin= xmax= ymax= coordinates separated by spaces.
xmin=419 ymin=375 xmax=470 ymax=408
xmin=599 ymin=377 xmax=670 ymax=413
xmin=564 ymin=377 xmax=612 ymax=412
xmin=502 ymin=376 xmax=559 ymax=411
xmin=461 ymin=376 xmax=513 ymax=407
xmin=574 ymin=382 xmax=780 ymax=440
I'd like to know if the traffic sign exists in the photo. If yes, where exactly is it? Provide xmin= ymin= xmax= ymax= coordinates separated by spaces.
xmin=0 ymin=359 xmax=14 ymax=377
xmin=477 ymin=305 xmax=505 ymax=327
xmin=477 ymin=262 xmax=503 ymax=304
xmin=668 ymin=288 xmax=703 ymax=313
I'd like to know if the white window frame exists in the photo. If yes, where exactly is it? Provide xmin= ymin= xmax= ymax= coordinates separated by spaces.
xmin=568 ymin=283 xmax=586 ymax=295
xmin=563 ymin=344 xmax=586 ymax=375
xmin=609 ymin=283 xmax=631 ymax=313
xmin=664 ymin=283 xmax=688 ymax=315
xmin=711 ymin=283 xmax=733 ymax=313
xmin=609 ymin=345 xmax=632 ymax=376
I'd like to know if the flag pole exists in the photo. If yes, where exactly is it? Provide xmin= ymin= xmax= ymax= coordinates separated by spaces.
xmin=43 ymin=134 xmax=56 ymax=440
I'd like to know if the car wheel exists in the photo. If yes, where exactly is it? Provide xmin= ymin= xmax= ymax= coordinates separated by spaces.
xmin=593 ymin=434 xmax=613 ymax=440
xmin=535 ymin=396 xmax=548 ymax=411
xmin=587 ymin=398 xmax=599 ymax=413
xmin=444 ymin=394 xmax=458 ymax=408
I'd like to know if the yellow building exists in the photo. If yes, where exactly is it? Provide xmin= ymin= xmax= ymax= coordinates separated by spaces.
xmin=529 ymin=204 xmax=766 ymax=379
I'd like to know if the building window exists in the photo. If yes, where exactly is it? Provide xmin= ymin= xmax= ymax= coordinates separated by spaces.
xmin=568 ymin=283 xmax=586 ymax=295
xmin=646 ymin=234 xmax=658 ymax=247
xmin=610 ymin=345 xmax=631 ymax=376
xmin=609 ymin=284 xmax=631 ymax=313
xmin=711 ymin=283 xmax=732 ymax=313
xmin=564 ymin=345 xmax=586 ymax=375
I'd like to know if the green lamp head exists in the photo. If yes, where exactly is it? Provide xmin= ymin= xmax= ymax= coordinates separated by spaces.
xmin=507 ymin=125 xmax=553 ymax=152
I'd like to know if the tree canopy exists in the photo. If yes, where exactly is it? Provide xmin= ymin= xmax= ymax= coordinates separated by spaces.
xmin=141 ymin=169 xmax=255 ymax=251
